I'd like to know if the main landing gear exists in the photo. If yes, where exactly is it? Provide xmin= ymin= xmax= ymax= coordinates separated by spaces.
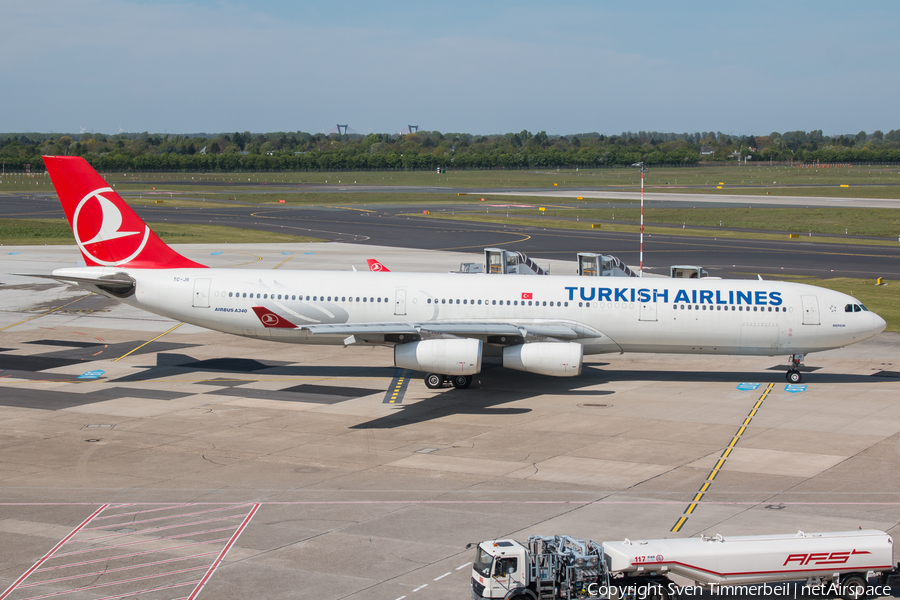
xmin=786 ymin=353 xmax=804 ymax=383
xmin=424 ymin=373 xmax=473 ymax=389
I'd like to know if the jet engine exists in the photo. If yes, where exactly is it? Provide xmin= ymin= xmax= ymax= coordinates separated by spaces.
xmin=502 ymin=342 xmax=583 ymax=376
xmin=394 ymin=338 xmax=483 ymax=375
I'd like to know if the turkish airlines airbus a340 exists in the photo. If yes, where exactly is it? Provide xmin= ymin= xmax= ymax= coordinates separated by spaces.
xmin=24 ymin=157 xmax=886 ymax=389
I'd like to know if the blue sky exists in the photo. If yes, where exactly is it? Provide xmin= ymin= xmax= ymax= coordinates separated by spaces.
xmin=2 ymin=0 xmax=897 ymax=136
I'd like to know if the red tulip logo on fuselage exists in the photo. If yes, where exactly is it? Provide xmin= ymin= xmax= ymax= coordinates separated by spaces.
xmin=73 ymin=187 xmax=150 ymax=266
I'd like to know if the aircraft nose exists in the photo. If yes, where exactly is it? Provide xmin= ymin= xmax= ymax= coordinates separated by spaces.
xmin=872 ymin=312 xmax=887 ymax=335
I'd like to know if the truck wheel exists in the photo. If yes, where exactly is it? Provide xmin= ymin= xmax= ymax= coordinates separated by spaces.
xmin=840 ymin=575 xmax=867 ymax=600
xmin=647 ymin=587 xmax=669 ymax=600
xmin=424 ymin=373 xmax=443 ymax=389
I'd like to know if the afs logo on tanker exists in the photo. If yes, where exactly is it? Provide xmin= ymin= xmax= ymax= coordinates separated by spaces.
xmin=783 ymin=549 xmax=870 ymax=567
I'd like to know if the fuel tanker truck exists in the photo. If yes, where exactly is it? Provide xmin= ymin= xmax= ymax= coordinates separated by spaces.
xmin=470 ymin=530 xmax=900 ymax=600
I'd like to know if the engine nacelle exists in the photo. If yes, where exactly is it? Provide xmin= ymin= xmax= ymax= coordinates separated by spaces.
xmin=394 ymin=338 xmax=483 ymax=375
xmin=502 ymin=342 xmax=583 ymax=377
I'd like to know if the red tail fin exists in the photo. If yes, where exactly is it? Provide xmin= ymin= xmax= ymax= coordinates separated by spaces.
xmin=43 ymin=156 xmax=206 ymax=269
xmin=367 ymin=259 xmax=390 ymax=272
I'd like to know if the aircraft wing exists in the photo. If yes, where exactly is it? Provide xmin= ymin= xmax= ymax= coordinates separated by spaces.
xmin=252 ymin=308 xmax=590 ymax=341
xmin=299 ymin=321 xmax=581 ymax=340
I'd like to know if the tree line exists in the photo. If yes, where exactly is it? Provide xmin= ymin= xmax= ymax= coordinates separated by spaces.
xmin=1 ymin=128 xmax=899 ymax=172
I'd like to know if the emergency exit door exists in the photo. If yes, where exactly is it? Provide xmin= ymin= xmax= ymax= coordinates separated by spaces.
xmin=193 ymin=278 xmax=211 ymax=308
xmin=394 ymin=289 xmax=407 ymax=315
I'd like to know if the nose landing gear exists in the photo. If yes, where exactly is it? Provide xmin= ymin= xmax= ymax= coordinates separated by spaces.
xmin=786 ymin=354 xmax=804 ymax=383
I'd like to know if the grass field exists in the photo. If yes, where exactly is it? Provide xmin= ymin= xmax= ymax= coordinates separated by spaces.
xmin=96 ymin=164 xmax=900 ymax=190
xmin=455 ymin=205 xmax=900 ymax=238
xmin=143 ymin=191 xmax=486 ymax=206
xmin=3 ymin=164 xmax=899 ymax=195
xmin=124 ymin=197 xmax=239 ymax=208
xmin=0 ymin=219 xmax=324 ymax=245
xmin=408 ymin=211 xmax=900 ymax=246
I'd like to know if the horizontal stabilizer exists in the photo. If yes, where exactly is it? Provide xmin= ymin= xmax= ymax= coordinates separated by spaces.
xmin=17 ymin=272 xmax=135 ymax=294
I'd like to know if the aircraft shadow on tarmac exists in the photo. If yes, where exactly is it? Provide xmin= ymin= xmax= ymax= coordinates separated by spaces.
xmin=584 ymin=367 xmax=879 ymax=385
xmin=352 ymin=367 xmax=618 ymax=429
xmin=351 ymin=363 xmax=889 ymax=429
xmin=112 ymin=352 xmax=398 ymax=382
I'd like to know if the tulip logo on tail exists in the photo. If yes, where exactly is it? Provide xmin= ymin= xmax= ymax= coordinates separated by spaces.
xmin=74 ymin=187 xmax=150 ymax=266
xmin=367 ymin=259 xmax=390 ymax=272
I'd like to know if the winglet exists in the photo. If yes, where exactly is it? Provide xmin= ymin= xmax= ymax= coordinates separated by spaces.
xmin=251 ymin=306 xmax=298 ymax=328
xmin=367 ymin=259 xmax=390 ymax=272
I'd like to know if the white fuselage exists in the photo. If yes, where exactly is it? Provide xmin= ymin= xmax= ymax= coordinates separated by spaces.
xmin=53 ymin=266 xmax=886 ymax=357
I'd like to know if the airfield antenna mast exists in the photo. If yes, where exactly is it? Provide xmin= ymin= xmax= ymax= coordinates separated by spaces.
xmin=636 ymin=161 xmax=645 ymax=276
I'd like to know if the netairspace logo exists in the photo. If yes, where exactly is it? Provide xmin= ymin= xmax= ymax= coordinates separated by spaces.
xmin=585 ymin=582 xmax=892 ymax=598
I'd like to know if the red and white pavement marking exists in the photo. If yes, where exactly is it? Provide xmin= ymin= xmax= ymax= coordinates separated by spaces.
xmin=0 ymin=503 xmax=259 ymax=600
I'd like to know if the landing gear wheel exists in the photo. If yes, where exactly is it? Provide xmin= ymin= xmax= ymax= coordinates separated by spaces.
xmin=424 ymin=373 xmax=444 ymax=389
xmin=839 ymin=574 xmax=867 ymax=600
xmin=786 ymin=369 xmax=802 ymax=384
xmin=451 ymin=375 xmax=473 ymax=389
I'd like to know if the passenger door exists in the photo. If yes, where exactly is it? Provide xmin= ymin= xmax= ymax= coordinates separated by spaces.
xmin=192 ymin=278 xmax=211 ymax=308
xmin=801 ymin=295 xmax=820 ymax=325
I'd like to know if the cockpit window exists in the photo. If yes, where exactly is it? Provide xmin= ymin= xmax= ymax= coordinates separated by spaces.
xmin=846 ymin=303 xmax=869 ymax=312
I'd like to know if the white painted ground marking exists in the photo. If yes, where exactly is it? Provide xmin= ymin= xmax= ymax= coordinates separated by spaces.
xmin=412 ymin=584 xmax=428 ymax=592
xmin=434 ymin=572 xmax=451 ymax=581
xmin=456 ymin=562 xmax=472 ymax=570
xmin=394 ymin=596 xmax=406 ymax=600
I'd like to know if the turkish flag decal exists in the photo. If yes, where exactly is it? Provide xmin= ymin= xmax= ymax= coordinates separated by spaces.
xmin=521 ymin=292 xmax=533 ymax=300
